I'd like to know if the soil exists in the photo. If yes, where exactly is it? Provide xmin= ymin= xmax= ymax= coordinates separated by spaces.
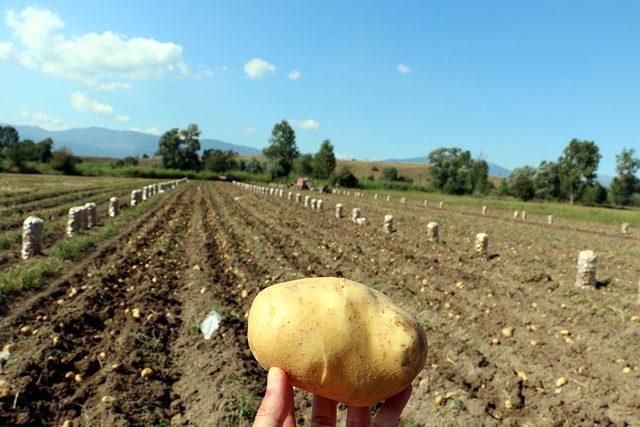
xmin=0 ymin=181 xmax=638 ymax=426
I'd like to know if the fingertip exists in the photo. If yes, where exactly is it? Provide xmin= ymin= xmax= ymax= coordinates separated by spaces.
xmin=255 ymin=367 xmax=294 ymax=426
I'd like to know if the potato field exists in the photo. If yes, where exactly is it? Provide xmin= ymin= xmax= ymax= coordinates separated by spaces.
xmin=0 ymin=175 xmax=639 ymax=426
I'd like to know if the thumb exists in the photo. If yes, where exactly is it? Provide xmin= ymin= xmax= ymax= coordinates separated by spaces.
xmin=253 ymin=367 xmax=294 ymax=427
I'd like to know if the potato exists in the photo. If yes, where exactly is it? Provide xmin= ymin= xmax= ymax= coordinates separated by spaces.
xmin=248 ymin=277 xmax=428 ymax=406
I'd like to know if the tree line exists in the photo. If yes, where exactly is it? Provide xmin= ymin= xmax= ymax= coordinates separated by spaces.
xmin=156 ymin=123 xmax=639 ymax=206
xmin=500 ymin=139 xmax=639 ymax=206
xmin=156 ymin=120 xmax=344 ymax=184
xmin=0 ymin=125 xmax=80 ymax=174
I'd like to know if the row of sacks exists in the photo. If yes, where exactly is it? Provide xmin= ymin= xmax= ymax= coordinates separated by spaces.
xmin=235 ymin=181 xmax=637 ymax=292
xmin=21 ymin=178 xmax=188 ymax=260
xmin=233 ymin=182 xmax=328 ymax=211
xmin=337 ymin=189 xmax=635 ymax=235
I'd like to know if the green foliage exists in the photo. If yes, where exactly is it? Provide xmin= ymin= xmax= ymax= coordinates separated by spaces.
xmin=203 ymin=149 xmax=237 ymax=172
xmin=156 ymin=124 xmax=201 ymax=170
xmin=263 ymin=120 xmax=299 ymax=176
xmin=534 ymin=161 xmax=563 ymax=200
xmin=293 ymin=154 xmax=314 ymax=176
xmin=52 ymin=235 xmax=95 ymax=260
xmin=245 ymin=158 xmax=263 ymax=174
xmin=609 ymin=148 xmax=640 ymax=206
xmin=506 ymin=166 xmax=536 ymax=201
xmin=580 ymin=182 xmax=608 ymax=205
xmin=380 ymin=167 xmax=399 ymax=181
xmin=331 ymin=166 xmax=359 ymax=188
xmin=427 ymin=147 xmax=487 ymax=195
xmin=265 ymin=159 xmax=286 ymax=179
xmin=0 ymin=260 xmax=61 ymax=304
xmin=115 ymin=156 xmax=139 ymax=168
xmin=0 ymin=125 xmax=19 ymax=149
xmin=313 ymin=140 xmax=336 ymax=179
xmin=0 ymin=231 xmax=21 ymax=250
xmin=359 ymin=180 xmax=427 ymax=192
xmin=467 ymin=159 xmax=489 ymax=194
xmin=558 ymin=139 xmax=601 ymax=204
xmin=50 ymin=147 xmax=80 ymax=174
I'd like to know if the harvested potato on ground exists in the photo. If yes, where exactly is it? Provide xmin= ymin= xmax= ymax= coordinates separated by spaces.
xmin=248 ymin=277 xmax=428 ymax=407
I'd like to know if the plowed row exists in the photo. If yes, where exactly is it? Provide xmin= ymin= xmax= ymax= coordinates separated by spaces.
xmin=0 ymin=181 xmax=638 ymax=426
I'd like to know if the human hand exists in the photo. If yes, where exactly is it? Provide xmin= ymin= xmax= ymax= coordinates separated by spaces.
xmin=253 ymin=367 xmax=412 ymax=427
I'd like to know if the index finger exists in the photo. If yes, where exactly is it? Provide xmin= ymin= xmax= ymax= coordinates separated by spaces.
xmin=371 ymin=385 xmax=412 ymax=427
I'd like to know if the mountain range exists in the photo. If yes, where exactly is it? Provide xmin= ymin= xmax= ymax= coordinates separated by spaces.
xmin=5 ymin=124 xmax=262 ymax=158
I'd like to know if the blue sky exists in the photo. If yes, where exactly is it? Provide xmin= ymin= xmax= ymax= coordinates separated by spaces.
xmin=0 ymin=1 xmax=638 ymax=176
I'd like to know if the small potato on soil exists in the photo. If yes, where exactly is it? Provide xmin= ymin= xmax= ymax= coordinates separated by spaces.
xmin=140 ymin=367 xmax=154 ymax=379
xmin=555 ymin=377 xmax=567 ymax=387
xmin=101 ymin=395 xmax=115 ymax=404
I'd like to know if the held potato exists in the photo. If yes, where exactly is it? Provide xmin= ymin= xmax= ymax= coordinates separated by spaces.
xmin=247 ymin=277 xmax=428 ymax=406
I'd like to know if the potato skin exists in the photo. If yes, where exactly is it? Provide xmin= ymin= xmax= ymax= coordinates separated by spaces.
xmin=247 ymin=277 xmax=428 ymax=406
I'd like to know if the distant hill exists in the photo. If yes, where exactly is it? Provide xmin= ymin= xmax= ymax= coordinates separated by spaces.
xmin=5 ymin=124 xmax=262 ymax=158
xmin=386 ymin=155 xmax=511 ymax=178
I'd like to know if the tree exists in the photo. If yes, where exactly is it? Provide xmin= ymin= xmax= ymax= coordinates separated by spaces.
xmin=427 ymin=147 xmax=473 ymax=194
xmin=506 ymin=166 xmax=536 ymax=201
xmin=580 ymin=183 xmax=608 ymax=205
xmin=610 ymin=148 xmax=640 ymax=205
xmin=155 ymin=124 xmax=201 ymax=170
xmin=36 ymin=138 xmax=54 ymax=162
xmin=203 ymin=149 xmax=237 ymax=172
xmin=265 ymin=159 xmax=286 ymax=179
xmin=380 ymin=167 xmax=399 ymax=181
xmin=467 ymin=159 xmax=489 ymax=194
xmin=246 ymin=158 xmax=263 ymax=174
xmin=313 ymin=140 xmax=336 ymax=179
xmin=331 ymin=166 xmax=359 ymax=188
xmin=51 ymin=148 xmax=80 ymax=174
xmin=293 ymin=154 xmax=314 ymax=176
xmin=558 ymin=139 xmax=601 ymax=204
xmin=534 ymin=161 xmax=563 ymax=200
xmin=0 ymin=126 xmax=19 ymax=150
xmin=115 ymin=156 xmax=139 ymax=168
xmin=263 ymin=120 xmax=299 ymax=177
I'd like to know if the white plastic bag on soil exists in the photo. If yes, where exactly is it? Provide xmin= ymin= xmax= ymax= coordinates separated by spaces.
xmin=200 ymin=311 xmax=222 ymax=340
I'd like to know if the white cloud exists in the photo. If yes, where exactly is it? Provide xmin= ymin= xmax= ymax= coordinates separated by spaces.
xmin=244 ymin=58 xmax=276 ymax=79
xmin=397 ymin=63 xmax=412 ymax=74
xmin=0 ymin=41 xmax=15 ymax=59
xmin=95 ymin=82 xmax=131 ymax=91
xmin=245 ymin=127 xmax=256 ymax=135
xmin=1 ymin=6 xmax=202 ymax=88
xmin=336 ymin=153 xmax=356 ymax=160
xmin=288 ymin=70 xmax=301 ymax=80
xmin=20 ymin=107 xmax=70 ymax=131
xmin=70 ymin=91 xmax=129 ymax=122
xmin=130 ymin=126 xmax=161 ymax=135
xmin=288 ymin=119 xmax=320 ymax=132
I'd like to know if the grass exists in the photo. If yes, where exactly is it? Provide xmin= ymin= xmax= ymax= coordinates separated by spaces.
xmin=354 ymin=187 xmax=640 ymax=228
xmin=51 ymin=235 xmax=96 ymax=260
xmin=0 ymin=259 xmax=62 ymax=305
xmin=0 ymin=230 xmax=20 ymax=249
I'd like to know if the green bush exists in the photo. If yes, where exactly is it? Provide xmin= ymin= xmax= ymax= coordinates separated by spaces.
xmin=51 ymin=148 xmax=80 ymax=175
xmin=331 ymin=167 xmax=359 ymax=188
